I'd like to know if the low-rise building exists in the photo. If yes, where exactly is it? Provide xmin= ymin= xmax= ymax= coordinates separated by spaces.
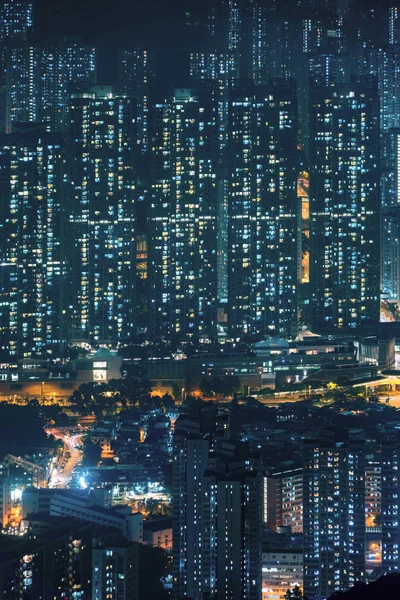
xmin=143 ymin=517 xmax=172 ymax=550
xmin=262 ymin=547 xmax=303 ymax=600
xmin=50 ymin=492 xmax=143 ymax=542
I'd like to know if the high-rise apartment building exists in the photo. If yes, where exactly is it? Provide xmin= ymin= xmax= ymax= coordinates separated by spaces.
xmin=40 ymin=39 xmax=97 ymax=132
xmin=389 ymin=6 xmax=400 ymax=45
xmin=0 ymin=0 xmax=33 ymax=42
xmin=172 ymin=424 xmax=211 ymax=599
xmin=381 ymin=130 xmax=400 ymax=305
xmin=150 ymin=81 xmax=299 ymax=341
xmin=365 ymin=453 xmax=381 ymax=575
xmin=172 ymin=417 xmax=262 ymax=600
xmin=267 ymin=17 xmax=300 ymax=82
xmin=203 ymin=465 xmax=263 ymax=600
xmin=227 ymin=81 xmax=299 ymax=338
xmin=117 ymin=48 xmax=149 ymax=152
xmin=358 ymin=46 xmax=400 ymax=133
xmin=0 ymin=124 xmax=67 ymax=358
xmin=208 ymin=0 xmax=269 ymax=82
xmin=0 ymin=39 xmax=96 ymax=134
xmin=66 ymin=86 xmax=137 ymax=345
xmin=189 ymin=52 xmax=238 ymax=84
xmin=0 ymin=517 xmax=92 ymax=599
xmin=309 ymin=82 xmax=380 ymax=330
xmin=357 ymin=47 xmax=400 ymax=315
xmin=381 ymin=440 xmax=400 ymax=573
xmin=92 ymin=533 xmax=139 ymax=600
xmin=149 ymin=88 xmax=219 ymax=341
xmin=303 ymin=435 xmax=366 ymax=600
xmin=251 ymin=3 xmax=268 ymax=85
xmin=264 ymin=467 xmax=303 ymax=533
xmin=0 ymin=42 xmax=39 ymax=132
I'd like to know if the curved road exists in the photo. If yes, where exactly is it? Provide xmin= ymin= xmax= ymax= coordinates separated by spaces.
xmin=47 ymin=428 xmax=85 ymax=488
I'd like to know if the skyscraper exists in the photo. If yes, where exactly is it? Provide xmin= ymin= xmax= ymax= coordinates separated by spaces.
xmin=117 ymin=48 xmax=149 ymax=153
xmin=208 ymin=0 xmax=269 ymax=82
xmin=309 ymin=81 xmax=380 ymax=330
xmin=358 ymin=46 xmax=400 ymax=133
xmin=227 ymin=80 xmax=299 ymax=338
xmin=92 ymin=533 xmax=139 ymax=600
xmin=357 ymin=45 xmax=400 ymax=316
xmin=39 ymin=39 xmax=97 ymax=132
xmin=0 ymin=518 xmax=92 ymax=599
xmin=0 ymin=38 xmax=96 ymax=134
xmin=0 ymin=42 xmax=39 ymax=133
xmin=172 ymin=416 xmax=262 ymax=600
xmin=172 ymin=421 xmax=210 ymax=599
xmin=149 ymin=88 xmax=219 ymax=341
xmin=0 ymin=124 xmax=67 ymax=358
xmin=251 ymin=2 xmax=268 ymax=85
xmin=389 ymin=6 xmax=400 ymax=45
xmin=303 ymin=434 xmax=366 ymax=600
xmin=0 ymin=0 xmax=33 ymax=42
xmin=189 ymin=52 xmax=238 ymax=84
xmin=203 ymin=464 xmax=262 ymax=600
xmin=381 ymin=440 xmax=400 ymax=573
xmin=381 ymin=130 xmax=400 ymax=304
xmin=66 ymin=86 xmax=137 ymax=345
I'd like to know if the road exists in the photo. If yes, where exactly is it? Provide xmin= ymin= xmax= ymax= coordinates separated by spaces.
xmin=380 ymin=394 xmax=400 ymax=408
xmin=47 ymin=428 xmax=84 ymax=488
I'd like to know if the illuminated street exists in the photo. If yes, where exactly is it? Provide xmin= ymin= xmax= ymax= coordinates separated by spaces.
xmin=47 ymin=428 xmax=85 ymax=488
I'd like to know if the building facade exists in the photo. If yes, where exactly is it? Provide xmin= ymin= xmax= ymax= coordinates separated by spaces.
xmin=149 ymin=88 xmax=219 ymax=341
xmin=303 ymin=436 xmax=366 ymax=600
xmin=172 ymin=418 xmax=262 ymax=600
xmin=92 ymin=534 xmax=139 ymax=600
xmin=309 ymin=82 xmax=380 ymax=330
xmin=262 ymin=549 xmax=303 ymax=600
xmin=227 ymin=81 xmax=299 ymax=338
xmin=0 ymin=125 xmax=67 ymax=358
xmin=66 ymin=86 xmax=137 ymax=345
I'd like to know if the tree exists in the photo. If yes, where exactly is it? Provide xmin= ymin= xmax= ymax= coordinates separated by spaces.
xmin=210 ymin=376 xmax=224 ymax=396
xmin=42 ymin=404 xmax=70 ymax=427
xmin=258 ymin=387 xmax=274 ymax=397
xmin=284 ymin=586 xmax=307 ymax=600
xmin=200 ymin=377 xmax=213 ymax=398
xmin=161 ymin=393 xmax=175 ymax=410
xmin=91 ymin=384 xmax=116 ymax=417
xmin=224 ymin=375 xmax=241 ymax=397
xmin=128 ymin=377 xmax=152 ymax=406
xmin=69 ymin=382 xmax=97 ymax=415
xmin=140 ymin=394 xmax=162 ymax=410
xmin=171 ymin=381 xmax=181 ymax=402
xmin=110 ymin=376 xmax=152 ymax=408
xmin=185 ymin=394 xmax=202 ymax=407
